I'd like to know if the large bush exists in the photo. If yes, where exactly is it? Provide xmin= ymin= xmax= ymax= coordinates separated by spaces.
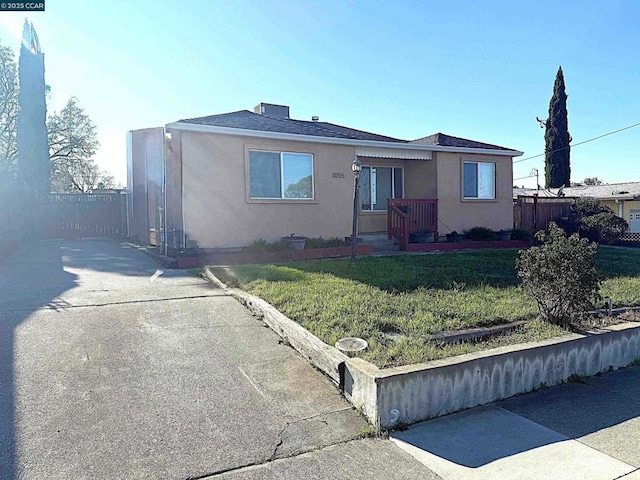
xmin=557 ymin=197 xmax=628 ymax=244
xmin=516 ymin=223 xmax=600 ymax=327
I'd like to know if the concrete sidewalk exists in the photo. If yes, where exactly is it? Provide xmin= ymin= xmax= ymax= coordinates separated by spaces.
xmin=0 ymin=239 xmax=439 ymax=479
xmin=392 ymin=366 xmax=640 ymax=480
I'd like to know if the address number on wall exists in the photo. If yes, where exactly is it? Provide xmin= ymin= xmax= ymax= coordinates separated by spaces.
xmin=332 ymin=172 xmax=345 ymax=178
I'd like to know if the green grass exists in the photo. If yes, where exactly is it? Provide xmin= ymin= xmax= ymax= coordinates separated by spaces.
xmin=211 ymin=246 xmax=640 ymax=367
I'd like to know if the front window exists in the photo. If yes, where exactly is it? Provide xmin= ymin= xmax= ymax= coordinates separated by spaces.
xmin=360 ymin=166 xmax=403 ymax=211
xmin=463 ymin=161 xmax=495 ymax=199
xmin=249 ymin=150 xmax=314 ymax=199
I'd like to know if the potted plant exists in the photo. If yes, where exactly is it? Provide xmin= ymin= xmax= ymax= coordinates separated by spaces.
xmin=281 ymin=233 xmax=307 ymax=250
xmin=344 ymin=235 xmax=363 ymax=245
xmin=446 ymin=231 xmax=461 ymax=243
xmin=409 ymin=230 xmax=435 ymax=243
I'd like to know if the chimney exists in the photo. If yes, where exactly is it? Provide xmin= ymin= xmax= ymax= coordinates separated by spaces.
xmin=254 ymin=103 xmax=290 ymax=119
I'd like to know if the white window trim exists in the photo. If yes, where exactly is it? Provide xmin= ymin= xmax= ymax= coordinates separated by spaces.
xmin=249 ymin=149 xmax=315 ymax=200
xmin=463 ymin=161 xmax=496 ymax=200
xmin=361 ymin=165 xmax=404 ymax=212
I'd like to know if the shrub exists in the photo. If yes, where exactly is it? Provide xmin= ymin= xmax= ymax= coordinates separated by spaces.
xmin=516 ymin=223 xmax=600 ymax=327
xmin=304 ymin=237 xmax=347 ymax=249
xmin=557 ymin=197 xmax=628 ymax=244
xmin=464 ymin=226 xmax=496 ymax=241
xmin=245 ymin=239 xmax=269 ymax=252
xmin=510 ymin=228 xmax=532 ymax=241
xmin=245 ymin=239 xmax=293 ymax=252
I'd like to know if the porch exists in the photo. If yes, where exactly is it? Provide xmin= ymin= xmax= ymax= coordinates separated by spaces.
xmin=386 ymin=198 xmax=438 ymax=251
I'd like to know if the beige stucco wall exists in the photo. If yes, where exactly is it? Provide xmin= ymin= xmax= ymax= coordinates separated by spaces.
xmin=179 ymin=130 xmax=515 ymax=248
xmin=357 ymin=157 xmax=437 ymax=233
xmin=601 ymin=200 xmax=622 ymax=218
xmin=623 ymin=200 xmax=640 ymax=224
xmin=601 ymin=199 xmax=640 ymax=218
xmin=602 ymin=199 xmax=640 ymax=232
xmin=436 ymin=152 xmax=514 ymax=233
xmin=181 ymin=131 xmax=357 ymax=248
xmin=128 ymin=128 xmax=164 ymax=245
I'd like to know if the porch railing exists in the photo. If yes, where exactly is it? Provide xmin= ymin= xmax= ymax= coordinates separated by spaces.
xmin=387 ymin=199 xmax=438 ymax=251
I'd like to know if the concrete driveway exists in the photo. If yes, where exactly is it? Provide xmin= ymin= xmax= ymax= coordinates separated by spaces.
xmin=0 ymin=239 xmax=439 ymax=479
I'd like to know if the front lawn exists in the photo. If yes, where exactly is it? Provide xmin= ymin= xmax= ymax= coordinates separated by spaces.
xmin=210 ymin=246 xmax=640 ymax=367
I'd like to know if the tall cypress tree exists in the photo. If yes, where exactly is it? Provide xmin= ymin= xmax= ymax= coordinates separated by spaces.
xmin=17 ymin=19 xmax=49 ymax=194
xmin=543 ymin=66 xmax=571 ymax=188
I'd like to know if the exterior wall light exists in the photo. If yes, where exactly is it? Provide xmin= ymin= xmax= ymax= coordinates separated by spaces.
xmin=350 ymin=158 xmax=362 ymax=263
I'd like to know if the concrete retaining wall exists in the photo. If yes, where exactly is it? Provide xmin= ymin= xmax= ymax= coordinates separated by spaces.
xmin=203 ymin=268 xmax=640 ymax=430
xmin=345 ymin=323 xmax=640 ymax=428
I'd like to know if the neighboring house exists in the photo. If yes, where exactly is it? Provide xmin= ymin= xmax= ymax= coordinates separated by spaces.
xmin=513 ymin=182 xmax=640 ymax=233
xmin=128 ymin=103 xmax=522 ymax=250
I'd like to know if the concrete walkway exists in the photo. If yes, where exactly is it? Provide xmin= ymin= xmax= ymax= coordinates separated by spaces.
xmin=0 ymin=239 xmax=439 ymax=479
xmin=392 ymin=366 xmax=640 ymax=480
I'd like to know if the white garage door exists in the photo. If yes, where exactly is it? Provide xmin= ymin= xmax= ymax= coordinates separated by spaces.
xmin=630 ymin=209 xmax=640 ymax=233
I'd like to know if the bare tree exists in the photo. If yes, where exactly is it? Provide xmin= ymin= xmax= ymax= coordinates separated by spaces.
xmin=0 ymin=44 xmax=19 ymax=181
xmin=48 ymin=97 xmax=113 ymax=192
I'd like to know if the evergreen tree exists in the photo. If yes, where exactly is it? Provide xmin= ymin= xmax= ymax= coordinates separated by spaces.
xmin=17 ymin=19 xmax=49 ymax=194
xmin=541 ymin=67 xmax=571 ymax=188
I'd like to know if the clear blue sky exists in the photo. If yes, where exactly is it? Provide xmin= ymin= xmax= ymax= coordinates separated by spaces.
xmin=0 ymin=0 xmax=638 ymax=188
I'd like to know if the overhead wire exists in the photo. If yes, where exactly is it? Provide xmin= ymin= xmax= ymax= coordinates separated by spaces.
xmin=513 ymin=121 xmax=640 ymax=164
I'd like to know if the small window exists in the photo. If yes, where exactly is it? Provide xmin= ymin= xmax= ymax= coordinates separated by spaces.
xmin=249 ymin=150 xmax=313 ymax=199
xmin=463 ymin=162 xmax=495 ymax=199
xmin=360 ymin=166 xmax=403 ymax=211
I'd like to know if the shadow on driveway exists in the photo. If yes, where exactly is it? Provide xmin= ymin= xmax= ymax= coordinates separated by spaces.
xmin=0 ymin=240 xmax=78 ymax=479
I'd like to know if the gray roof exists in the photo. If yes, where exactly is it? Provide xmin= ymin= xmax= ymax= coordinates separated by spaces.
xmin=513 ymin=182 xmax=640 ymax=200
xmin=178 ymin=110 xmax=405 ymax=143
xmin=562 ymin=182 xmax=640 ymax=200
xmin=178 ymin=110 xmax=517 ymax=151
xmin=513 ymin=187 xmax=560 ymax=198
xmin=410 ymin=132 xmax=515 ymax=151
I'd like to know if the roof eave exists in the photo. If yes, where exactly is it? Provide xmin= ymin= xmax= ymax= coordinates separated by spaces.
xmin=165 ymin=122 xmax=523 ymax=157
xmin=595 ymin=195 xmax=637 ymax=201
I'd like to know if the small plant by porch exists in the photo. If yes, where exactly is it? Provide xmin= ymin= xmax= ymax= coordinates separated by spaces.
xmin=386 ymin=198 xmax=530 ymax=251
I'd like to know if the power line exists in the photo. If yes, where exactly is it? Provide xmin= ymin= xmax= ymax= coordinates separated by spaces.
xmin=513 ymin=120 xmax=640 ymax=164
xmin=513 ymin=174 xmax=535 ymax=181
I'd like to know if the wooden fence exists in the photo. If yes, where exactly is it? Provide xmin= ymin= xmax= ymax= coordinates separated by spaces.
xmin=514 ymin=196 xmax=574 ymax=232
xmin=1 ymin=192 xmax=127 ymax=259
xmin=0 ymin=190 xmax=37 ymax=259
xmin=37 ymin=193 xmax=127 ymax=239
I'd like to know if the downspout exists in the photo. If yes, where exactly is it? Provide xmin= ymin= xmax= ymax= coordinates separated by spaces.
xmin=162 ymin=128 xmax=168 ymax=256
xmin=125 ymin=132 xmax=132 ymax=238
xmin=180 ymin=133 xmax=186 ymax=250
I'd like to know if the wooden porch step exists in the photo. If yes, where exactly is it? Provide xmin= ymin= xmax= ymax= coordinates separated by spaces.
xmin=358 ymin=232 xmax=399 ymax=252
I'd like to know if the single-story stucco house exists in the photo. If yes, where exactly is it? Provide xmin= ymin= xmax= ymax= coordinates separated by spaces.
xmin=127 ymin=103 xmax=523 ymax=251
xmin=514 ymin=182 xmax=640 ymax=233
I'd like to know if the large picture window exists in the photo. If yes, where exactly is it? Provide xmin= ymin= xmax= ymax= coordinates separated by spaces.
xmin=249 ymin=150 xmax=314 ymax=199
xmin=463 ymin=161 xmax=495 ymax=199
xmin=360 ymin=166 xmax=403 ymax=211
